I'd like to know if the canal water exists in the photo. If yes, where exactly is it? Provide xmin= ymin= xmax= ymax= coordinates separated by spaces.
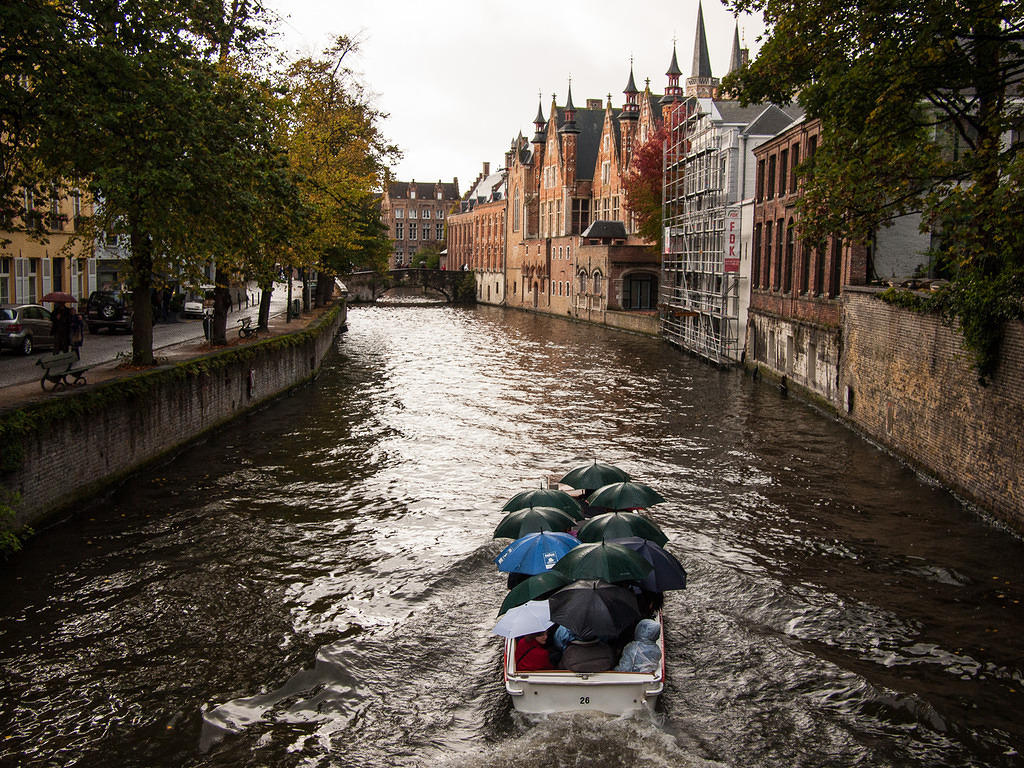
xmin=2 ymin=305 xmax=1022 ymax=768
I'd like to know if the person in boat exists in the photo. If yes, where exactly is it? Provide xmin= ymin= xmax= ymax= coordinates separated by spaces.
xmin=561 ymin=635 xmax=615 ymax=673
xmin=614 ymin=618 xmax=662 ymax=673
xmin=515 ymin=628 xmax=554 ymax=671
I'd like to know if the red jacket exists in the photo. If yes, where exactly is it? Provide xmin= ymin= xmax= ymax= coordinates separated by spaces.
xmin=515 ymin=636 xmax=552 ymax=671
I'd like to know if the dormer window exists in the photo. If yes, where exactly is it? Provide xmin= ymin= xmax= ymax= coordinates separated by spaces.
xmin=410 ymin=189 xmax=416 ymax=199
xmin=437 ymin=190 xmax=442 ymax=200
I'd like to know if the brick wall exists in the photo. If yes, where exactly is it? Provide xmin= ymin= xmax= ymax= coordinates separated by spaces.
xmin=10 ymin=306 xmax=346 ymax=529
xmin=840 ymin=287 xmax=1024 ymax=527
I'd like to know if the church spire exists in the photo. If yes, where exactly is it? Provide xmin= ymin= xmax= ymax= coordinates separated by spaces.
xmin=691 ymin=0 xmax=713 ymax=79
xmin=532 ymin=95 xmax=546 ymax=144
xmin=559 ymin=79 xmax=579 ymax=134
xmin=661 ymin=40 xmax=684 ymax=105
xmin=686 ymin=1 xmax=720 ymax=98
xmin=622 ymin=59 xmax=640 ymax=119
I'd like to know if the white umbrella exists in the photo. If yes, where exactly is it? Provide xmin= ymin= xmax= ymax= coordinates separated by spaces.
xmin=491 ymin=600 xmax=553 ymax=638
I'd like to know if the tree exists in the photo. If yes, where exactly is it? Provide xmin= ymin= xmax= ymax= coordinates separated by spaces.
xmin=622 ymin=125 xmax=668 ymax=253
xmin=723 ymin=0 xmax=1024 ymax=381
xmin=282 ymin=36 xmax=398 ymax=310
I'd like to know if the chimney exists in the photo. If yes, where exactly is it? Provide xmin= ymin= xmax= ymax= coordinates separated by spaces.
xmin=483 ymin=162 xmax=490 ymax=176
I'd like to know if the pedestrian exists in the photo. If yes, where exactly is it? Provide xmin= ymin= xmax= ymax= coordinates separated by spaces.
xmin=227 ymin=292 xmax=233 ymax=314
xmin=70 ymin=309 xmax=85 ymax=359
xmin=50 ymin=302 xmax=72 ymax=352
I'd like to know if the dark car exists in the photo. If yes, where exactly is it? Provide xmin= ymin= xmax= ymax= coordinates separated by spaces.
xmin=0 ymin=304 xmax=55 ymax=355
xmin=85 ymin=290 xmax=134 ymax=334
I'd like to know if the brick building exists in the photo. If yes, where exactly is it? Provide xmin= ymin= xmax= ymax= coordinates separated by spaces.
xmin=380 ymin=179 xmax=460 ymax=269
xmin=446 ymin=162 xmax=507 ymax=304
xmin=746 ymin=117 xmax=930 ymax=404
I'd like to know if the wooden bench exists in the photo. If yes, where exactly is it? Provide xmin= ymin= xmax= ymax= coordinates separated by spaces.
xmin=36 ymin=352 xmax=95 ymax=392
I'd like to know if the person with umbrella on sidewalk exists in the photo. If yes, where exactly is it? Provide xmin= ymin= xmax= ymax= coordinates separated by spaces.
xmin=49 ymin=301 xmax=72 ymax=352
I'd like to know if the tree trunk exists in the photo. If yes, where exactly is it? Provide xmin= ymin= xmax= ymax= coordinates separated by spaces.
xmin=301 ymin=267 xmax=311 ymax=312
xmin=211 ymin=265 xmax=230 ymax=345
xmin=128 ymin=228 xmax=154 ymax=366
xmin=257 ymin=282 xmax=272 ymax=329
xmin=316 ymin=273 xmax=333 ymax=305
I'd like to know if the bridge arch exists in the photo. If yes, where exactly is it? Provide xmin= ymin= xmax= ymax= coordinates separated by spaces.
xmin=344 ymin=269 xmax=466 ymax=304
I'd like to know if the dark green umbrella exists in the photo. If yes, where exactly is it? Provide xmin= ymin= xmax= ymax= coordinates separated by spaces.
xmin=576 ymin=512 xmax=669 ymax=547
xmin=493 ymin=506 xmax=577 ymax=539
xmin=558 ymin=460 xmax=631 ymax=491
xmin=498 ymin=570 xmax=573 ymax=616
xmin=501 ymin=488 xmax=583 ymax=520
xmin=552 ymin=541 xmax=653 ymax=583
xmin=587 ymin=481 xmax=666 ymax=511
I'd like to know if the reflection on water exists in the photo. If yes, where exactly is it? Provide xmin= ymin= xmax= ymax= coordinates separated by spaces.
xmin=1 ymin=305 xmax=1022 ymax=767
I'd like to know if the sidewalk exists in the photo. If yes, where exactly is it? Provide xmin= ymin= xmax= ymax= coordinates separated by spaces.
xmin=1 ymin=307 xmax=326 ymax=413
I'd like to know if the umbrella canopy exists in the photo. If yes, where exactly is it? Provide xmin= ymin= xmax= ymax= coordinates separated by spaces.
xmin=587 ymin=481 xmax=666 ymax=511
xmin=495 ymin=531 xmax=580 ymax=575
xmin=576 ymin=512 xmax=669 ymax=548
xmin=501 ymin=488 xmax=583 ymax=520
xmin=493 ymin=506 xmax=577 ymax=539
xmin=491 ymin=600 xmax=553 ymax=638
xmin=41 ymin=291 xmax=77 ymax=304
xmin=558 ymin=460 xmax=631 ymax=491
xmin=552 ymin=541 xmax=653 ymax=583
xmin=498 ymin=570 xmax=573 ymax=616
xmin=548 ymin=579 xmax=640 ymax=640
xmin=610 ymin=537 xmax=687 ymax=591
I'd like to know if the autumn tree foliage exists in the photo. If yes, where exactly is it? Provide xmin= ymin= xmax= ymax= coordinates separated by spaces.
xmin=722 ymin=0 xmax=1024 ymax=381
xmin=622 ymin=126 xmax=667 ymax=253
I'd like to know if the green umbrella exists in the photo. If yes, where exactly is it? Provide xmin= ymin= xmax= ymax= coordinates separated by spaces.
xmin=587 ymin=481 xmax=666 ymax=511
xmin=552 ymin=541 xmax=653 ymax=583
xmin=558 ymin=461 xmax=631 ymax=491
xmin=576 ymin=512 xmax=669 ymax=547
xmin=501 ymin=488 xmax=583 ymax=520
xmin=493 ymin=506 xmax=577 ymax=539
xmin=498 ymin=570 xmax=573 ymax=616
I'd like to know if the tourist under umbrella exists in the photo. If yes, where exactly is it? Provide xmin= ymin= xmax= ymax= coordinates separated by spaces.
xmin=548 ymin=579 xmax=641 ymax=640
xmin=495 ymin=531 xmax=580 ymax=575
xmin=493 ymin=506 xmax=577 ymax=539
xmin=491 ymin=600 xmax=553 ymax=638
xmin=552 ymin=541 xmax=652 ymax=583
xmin=587 ymin=481 xmax=666 ymax=512
xmin=501 ymin=488 xmax=583 ymax=520
xmin=558 ymin=460 xmax=631 ymax=492
xmin=610 ymin=537 xmax=688 ymax=592
xmin=576 ymin=511 xmax=669 ymax=548
xmin=498 ymin=570 xmax=573 ymax=616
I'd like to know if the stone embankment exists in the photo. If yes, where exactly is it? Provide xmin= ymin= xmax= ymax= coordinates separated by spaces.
xmin=1 ymin=302 xmax=346 ymax=531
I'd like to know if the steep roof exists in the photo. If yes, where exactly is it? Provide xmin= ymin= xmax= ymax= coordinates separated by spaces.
xmin=387 ymin=180 xmax=461 ymax=201
xmin=741 ymin=104 xmax=807 ymax=137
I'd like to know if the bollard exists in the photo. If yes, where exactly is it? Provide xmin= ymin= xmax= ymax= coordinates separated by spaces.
xmin=202 ymin=311 xmax=211 ymax=340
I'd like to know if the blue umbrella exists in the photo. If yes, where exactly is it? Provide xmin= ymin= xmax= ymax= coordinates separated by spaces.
xmin=495 ymin=531 xmax=580 ymax=575
xmin=610 ymin=537 xmax=687 ymax=591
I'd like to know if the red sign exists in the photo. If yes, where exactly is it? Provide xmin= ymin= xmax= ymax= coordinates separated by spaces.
xmin=724 ymin=207 xmax=741 ymax=273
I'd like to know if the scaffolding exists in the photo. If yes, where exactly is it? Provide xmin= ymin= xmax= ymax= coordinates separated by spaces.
xmin=660 ymin=101 xmax=741 ymax=365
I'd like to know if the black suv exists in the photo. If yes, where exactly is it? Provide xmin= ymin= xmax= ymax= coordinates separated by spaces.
xmin=86 ymin=290 xmax=134 ymax=333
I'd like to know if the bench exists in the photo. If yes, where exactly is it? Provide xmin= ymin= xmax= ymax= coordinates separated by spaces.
xmin=237 ymin=316 xmax=259 ymax=339
xmin=36 ymin=352 xmax=95 ymax=392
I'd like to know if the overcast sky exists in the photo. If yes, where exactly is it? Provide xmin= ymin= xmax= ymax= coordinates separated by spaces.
xmin=266 ymin=0 xmax=765 ymax=193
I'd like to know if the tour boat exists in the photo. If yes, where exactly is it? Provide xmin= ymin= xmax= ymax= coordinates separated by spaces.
xmin=501 ymin=613 xmax=665 ymax=715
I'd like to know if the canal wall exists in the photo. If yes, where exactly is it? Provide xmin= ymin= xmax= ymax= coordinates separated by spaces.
xmin=2 ymin=302 xmax=347 ymax=531
xmin=839 ymin=288 xmax=1024 ymax=529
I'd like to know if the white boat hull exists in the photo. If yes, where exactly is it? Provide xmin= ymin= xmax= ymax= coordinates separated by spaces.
xmin=502 ymin=614 xmax=665 ymax=716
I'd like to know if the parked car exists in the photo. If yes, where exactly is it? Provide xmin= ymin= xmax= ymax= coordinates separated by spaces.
xmin=182 ymin=285 xmax=215 ymax=318
xmin=85 ymin=290 xmax=134 ymax=333
xmin=0 ymin=304 xmax=55 ymax=355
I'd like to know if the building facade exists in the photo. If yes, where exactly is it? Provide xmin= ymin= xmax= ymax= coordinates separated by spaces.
xmin=380 ymin=179 xmax=460 ymax=269
xmin=1 ymin=186 xmax=97 ymax=307
xmin=446 ymin=162 xmax=507 ymax=304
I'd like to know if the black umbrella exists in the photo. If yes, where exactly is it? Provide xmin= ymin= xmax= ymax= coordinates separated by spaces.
xmin=576 ymin=511 xmax=669 ymax=547
xmin=558 ymin=461 xmax=631 ymax=492
xmin=610 ymin=537 xmax=687 ymax=591
xmin=548 ymin=579 xmax=640 ymax=640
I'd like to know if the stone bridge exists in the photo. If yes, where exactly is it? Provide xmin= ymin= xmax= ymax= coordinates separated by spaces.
xmin=343 ymin=269 xmax=466 ymax=303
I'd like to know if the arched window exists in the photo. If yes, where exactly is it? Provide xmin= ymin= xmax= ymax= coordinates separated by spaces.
xmin=513 ymin=189 xmax=520 ymax=231
xmin=578 ymin=272 xmax=587 ymax=294
xmin=800 ymin=234 xmax=811 ymax=294
xmin=593 ymin=272 xmax=603 ymax=296
xmin=752 ymin=223 xmax=762 ymax=289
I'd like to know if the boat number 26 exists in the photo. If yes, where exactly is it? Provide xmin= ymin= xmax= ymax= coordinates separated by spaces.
xmin=579 ymin=696 xmax=590 ymax=705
